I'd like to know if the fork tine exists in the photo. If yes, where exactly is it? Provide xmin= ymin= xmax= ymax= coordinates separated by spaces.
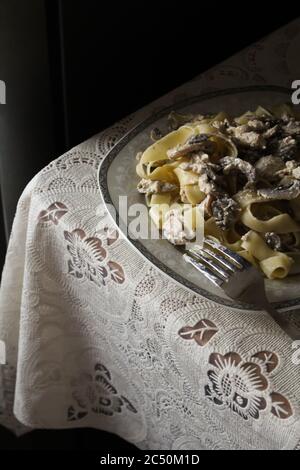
xmin=187 ymin=247 xmax=230 ymax=280
xmin=204 ymin=238 xmax=250 ymax=269
xmin=193 ymin=245 xmax=236 ymax=273
xmin=183 ymin=253 xmax=224 ymax=287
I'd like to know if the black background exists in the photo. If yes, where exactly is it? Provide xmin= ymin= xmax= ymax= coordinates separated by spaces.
xmin=49 ymin=2 xmax=300 ymax=151
xmin=0 ymin=0 xmax=300 ymax=451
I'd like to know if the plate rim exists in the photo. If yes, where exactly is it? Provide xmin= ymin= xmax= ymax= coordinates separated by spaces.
xmin=98 ymin=85 xmax=300 ymax=310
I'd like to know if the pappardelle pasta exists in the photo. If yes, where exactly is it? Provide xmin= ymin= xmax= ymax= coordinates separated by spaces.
xmin=136 ymin=104 xmax=300 ymax=279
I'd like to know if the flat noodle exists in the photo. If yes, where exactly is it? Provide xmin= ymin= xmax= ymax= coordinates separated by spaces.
xmin=241 ymin=230 xmax=277 ymax=260
xmin=194 ymin=123 xmax=216 ymax=134
xmin=259 ymin=255 xmax=293 ymax=279
xmin=184 ymin=185 xmax=206 ymax=205
xmin=235 ymin=111 xmax=256 ymax=125
xmin=241 ymin=230 xmax=293 ymax=279
xmin=210 ymin=111 xmax=229 ymax=123
xmin=140 ymin=126 xmax=195 ymax=164
xmin=241 ymin=204 xmax=300 ymax=233
xmin=149 ymin=193 xmax=172 ymax=206
xmin=147 ymin=165 xmax=178 ymax=184
xmin=174 ymin=168 xmax=199 ymax=185
xmin=234 ymin=190 xmax=269 ymax=208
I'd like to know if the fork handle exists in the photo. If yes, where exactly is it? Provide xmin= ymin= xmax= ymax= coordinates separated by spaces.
xmin=262 ymin=302 xmax=299 ymax=340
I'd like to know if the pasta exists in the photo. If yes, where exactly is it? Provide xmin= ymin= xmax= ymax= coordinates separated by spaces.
xmin=136 ymin=104 xmax=300 ymax=279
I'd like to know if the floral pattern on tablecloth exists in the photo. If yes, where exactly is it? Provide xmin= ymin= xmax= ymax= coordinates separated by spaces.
xmin=63 ymin=228 xmax=125 ymax=286
xmin=68 ymin=362 xmax=137 ymax=421
xmin=204 ymin=351 xmax=293 ymax=421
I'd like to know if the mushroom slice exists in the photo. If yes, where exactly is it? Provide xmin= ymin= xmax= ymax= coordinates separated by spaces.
xmin=276 ymin=160 xmax=300 ymax=180
xmin=264 ymin=232 xmax=282 ymax=251
xmin=282 ymin=119 xmax=300 ymax=137
xmin=166 ymin=133 xmax=238 ymax=161
xmin=180 ymin=154 xmax=222 ymax=195
xmin=167 ymin=134 xmax=214 ymax=160
xmin=180 ymin=153 xmax=220 ymax=177
xmin=255 ymin=155 xmax=285 ymax=181
xmin=211 ymin=195 xmax=241 ymax=230
xmin=264 ymin=232 xmax=298 ymax=251
xmin=258 ymin=180 xmax=300 ymax=200
xmin=198 ymin=173 xmax=219 ymax=195
xmin=137 ymin=179 xmax=177 ymax=195
xmin=220 ymin=156 xmax=256 ymax=187
xmin=276 ymin=136 xmax=298 ymax=160
xmin=228 ymin=124 xmax=267 ymax=149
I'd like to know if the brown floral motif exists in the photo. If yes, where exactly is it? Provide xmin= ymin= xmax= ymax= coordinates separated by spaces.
xmin=270 ymin=392 xmax=293 ymax=419
xmin=67 ymin=363 xmax=137 ymax=421
xmin=64 ymin=229 xmax=125 ymax=286
xmin=107 ymin=261 xmax=125 ymax=284
xmin=251 ymin=351 xmax=278 ymax=373
xmin=205 ymin=351 xmax=293 ymax=421
xmin=38 ymin=202 xmax=68 ymax=225
xmin=178 ymin=320 xmax=218 ymax=346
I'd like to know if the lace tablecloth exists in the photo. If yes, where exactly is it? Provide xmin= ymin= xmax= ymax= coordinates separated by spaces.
xmin=1 ymin=20 xmax=300 ymax=450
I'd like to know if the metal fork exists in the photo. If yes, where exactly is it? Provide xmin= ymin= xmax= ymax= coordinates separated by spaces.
xmin=183 ymin=238 xmax=298 ymax=339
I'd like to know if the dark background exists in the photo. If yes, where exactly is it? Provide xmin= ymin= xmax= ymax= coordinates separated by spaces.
xmin=0 ymin=0 xmax=299 ymax=451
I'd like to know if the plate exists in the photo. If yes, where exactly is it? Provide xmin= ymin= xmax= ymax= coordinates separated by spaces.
xmin=98 ymin=86 xmax=300 ymax=310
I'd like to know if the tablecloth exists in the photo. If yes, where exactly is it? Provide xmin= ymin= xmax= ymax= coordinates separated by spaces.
xmin=1 ymin=20 xmax=300 ymax=450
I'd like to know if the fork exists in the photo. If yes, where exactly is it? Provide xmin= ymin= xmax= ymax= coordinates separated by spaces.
xmin=183 ymin=238 xmax=298 ymax=339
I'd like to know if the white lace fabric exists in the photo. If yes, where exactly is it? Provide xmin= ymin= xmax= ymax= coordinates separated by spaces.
xmin=1 ymin=21 xmax=300 ymax=449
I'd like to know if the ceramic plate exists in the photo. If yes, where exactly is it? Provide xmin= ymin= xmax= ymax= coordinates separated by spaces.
xmin=98 ymin=86 xmax=300 ymax=310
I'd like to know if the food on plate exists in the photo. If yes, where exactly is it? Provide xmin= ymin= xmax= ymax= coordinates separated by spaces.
xmin=136 ymin=104 xmax=300 ymax=279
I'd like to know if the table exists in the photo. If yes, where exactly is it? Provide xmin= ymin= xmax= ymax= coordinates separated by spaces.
xmin=1 ymin=19 xmax=300 ymax=450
